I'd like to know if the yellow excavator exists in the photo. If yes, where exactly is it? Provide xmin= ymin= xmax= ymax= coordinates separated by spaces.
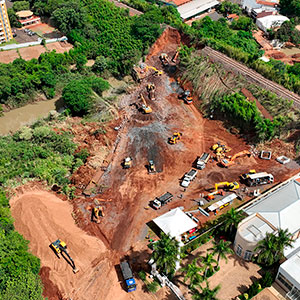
xmin=123 ymin=157 xmax=132 ymax=169
xmin=160 ymin=53 xmax=169 ymax=67
xmin=145 ymin=65 xmax=163 ymax=76
xmin=132 ymin=64 xmax=163 ymax=82
xmin=215 ymin=181 xmax=239 ymax=191
xmin=168 ymin=132 xmax=182 ymax=144
xmin=147 ymin=83 xmax=156 ymax=101
xmin=220 ymin=150 xmax=251 ymax=168
xmin=140 ymin=94 xmax=152 ymax=114
xmin=50 ymin=239 xmax=79 ymax=273
xmin=93 ymin=206 xmax=105 ymax=223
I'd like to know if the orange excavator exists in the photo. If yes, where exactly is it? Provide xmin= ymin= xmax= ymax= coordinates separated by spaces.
xmin=220 ymin=150 xmax=251 ymax=168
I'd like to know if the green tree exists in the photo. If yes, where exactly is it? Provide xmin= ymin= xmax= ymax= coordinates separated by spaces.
xmin=7 ymin=8 xmax=22 ymax=28
xmin=222 ymin=208 xmax=244 ymax=238
xmin=231 ymin=17 xmax=255 ymax=31
xmin=255 ymin=233 xmax=278 ymax=266
xmin=75 ymin=54 xmax=87 ymax=71
xmin=274 ymin=229 xmax=294 ymax=259
xmin=217 ymin=1 xmax=241 ymax=15
xmin=151 ymin=233 xmax=180 ymax=277
xmin=180 ymin=258 xmax=203 ymax=288
xmin=13 ymin=1 xmax=30 ymax=12
xmin=192 ymin=281 xmax=221 ymax=300
xmin=209 ymin=239 xmax=233 ymax=268
xmin=200 ymin=253 xmax=217 ymax=278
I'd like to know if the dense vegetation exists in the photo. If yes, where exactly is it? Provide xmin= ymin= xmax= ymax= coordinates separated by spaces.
xmin=0 ymin=190 xmax=43 ymax=300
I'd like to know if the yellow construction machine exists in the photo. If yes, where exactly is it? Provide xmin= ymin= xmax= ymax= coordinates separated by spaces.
xmin=50 ymin=239 xmax=79 ymax=273
xmin=93 ymin=206 xmax=105 ymax=223
xmin=147 ymin=83 xmax=156 ymax=101
xmin=148 ymin=160 xmax=157 ymax=174
xmin=215 ymin=181 xmax=239 ymax=191
xmin=172 ymin=50 xmax=179 ymax=63
xmin=123 ymin=157 xmax=132 ymax=169
xmin=220 ymin=150 xmax=251 ymax=168
xmin=160 ymin=53 xmax=169 ymax=67
xmin=132 ymin=64 xmax=163 ymax=82
xmin=140 ymin=94 xmax=152 ymax=114
xmin=212 ymin=142 xmax=231 ymax=154
xmin=168 ymin=132 xmax=182 ymax=144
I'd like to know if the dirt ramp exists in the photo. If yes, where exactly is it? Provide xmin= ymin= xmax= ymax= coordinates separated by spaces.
xmin=9 ymin=190 xmax=116 ymax=300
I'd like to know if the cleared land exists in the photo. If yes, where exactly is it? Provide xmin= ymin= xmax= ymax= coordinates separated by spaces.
xmin=10 ymin=28 xmax=300 ymax=299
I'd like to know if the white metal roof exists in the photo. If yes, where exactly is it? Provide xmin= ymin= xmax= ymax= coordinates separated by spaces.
xmin=256 ymin=15 xmax=289 ymax=32
xmin=279 ymin=250 xmax=300 ymax=290
xmin=177 ymin=0 xmax=219 ymax=20
xmin=153 ymin=207 xmax=197 ymax=238
xmin=245 ymin=179 xmax=300 ymax=234
xmin=207 ymin=193 xmax=237 ymax=212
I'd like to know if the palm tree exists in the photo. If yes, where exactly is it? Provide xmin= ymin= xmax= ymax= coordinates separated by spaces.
xmin=275 ymin=229 xmax=294 ymax=259
xmin=209 ymin=239 xmax=233 ymax=268
xmin=255 ymin=232 xmax=278 ymax=266
xmin=151 ymin=233 xmax=180 ymax=277
xmin=191 ymin=281 xmax=221 ymax=300
xmin=200 ymin=253 xmax=217 ymax=278
xmin=222 ymin=208 xmax=244 ymax=237
xmin=180 ymin=258 xmax=203 ymax=289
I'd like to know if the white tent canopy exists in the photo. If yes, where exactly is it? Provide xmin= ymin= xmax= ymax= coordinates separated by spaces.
xmin=256 ymin=15 xmax=289 ymax=32
xmin=153 ymin=207 xmax=197 ymax=238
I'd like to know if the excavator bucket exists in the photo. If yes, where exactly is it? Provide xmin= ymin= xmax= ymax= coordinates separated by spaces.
xmin=73 ymin=267 xmax=79 ymax=274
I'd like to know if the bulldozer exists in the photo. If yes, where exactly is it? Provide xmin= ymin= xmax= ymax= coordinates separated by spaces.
xmin=140 ymin=94 xmax=152 ymax=114
xmin=220 ymin=150 xmax=251 ymax=168
xmin=160 ymin=53 xmax=169 ymax=67
xmin=179 ymin=89 xmax=193 ymax=105
xmin=215 ymin=181 xmax=240 ymax=191
xmin=148 ymin=160 xmax=156 ymax=174
xmin=123 ymin=157 xmax=132 ymax=169
xmin=50 ymin=239 xmax=79 ymax=273
xmin=147 ymin=83 xmax=156 ymax=101
xmin=168 ymin=132 xmax=182 ymax=144
xmin=92 ymin=205 xmax=105 ymax=223
xmin=212 ymin=142 xmax=231 ymax=155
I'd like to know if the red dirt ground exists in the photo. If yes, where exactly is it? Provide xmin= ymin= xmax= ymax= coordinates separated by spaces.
xmin=10 ymin=28 xmax=300 ymax=300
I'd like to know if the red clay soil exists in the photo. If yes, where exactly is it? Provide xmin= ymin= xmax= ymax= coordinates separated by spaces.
xmin=10 ymin=28 xmax=300 ymax=300
xmin=39 ymin=267 xmax=64 ymax=300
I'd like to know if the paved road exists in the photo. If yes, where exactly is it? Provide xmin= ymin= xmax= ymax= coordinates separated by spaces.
xmin=108 ymin=0 xmax=143 ymax=16
xmin=201 ymin=46 xmax=300 ymax=108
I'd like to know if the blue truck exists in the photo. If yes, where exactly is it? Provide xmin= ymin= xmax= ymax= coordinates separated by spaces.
xmin=120 ymin=261 xmax=136 ymax=292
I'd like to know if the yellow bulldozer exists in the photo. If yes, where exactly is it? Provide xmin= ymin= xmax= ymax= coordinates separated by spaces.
xmin=168 ymin=132 xmax=182 ymax=144
xmin=92 ymin=206 xmax=105 ymax=224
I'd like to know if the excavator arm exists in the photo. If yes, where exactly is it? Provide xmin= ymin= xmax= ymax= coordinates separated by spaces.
xmin=59 ymin=245 xmax=79 ymax=273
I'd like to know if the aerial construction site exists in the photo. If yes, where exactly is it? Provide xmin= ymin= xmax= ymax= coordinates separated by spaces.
xmin=10 ymin=28 xmax=300 ymax=300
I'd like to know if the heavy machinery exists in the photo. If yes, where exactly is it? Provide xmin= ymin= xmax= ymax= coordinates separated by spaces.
xmin=241 ymin=169 xmax=256 ymax=181
xmin=179 ymin=89 xmax=193 ymax=104
xmin=50 ymin=239 xmax=79 ymax=273
xmin=215 ymin=181 xmax=240 ymax=191
xmin=92 ymin=205 xmax=105 ymax=223
xmin=146 ymin=65 xmax=163 ymax=76
xmin=147 ymin=83 xmax=156 ymax=101
xmin=220 ymin=150 xmax=251 ymax=168
xmin=206 ymin=189 xmax=225 ymax=201
xmin=123 ymin=157 xmax=132 ymax=169
xmin=132 ymin=64 xmax=163 ymax=82
xmin=120 ymin=261 xmax=137 ymax=292
xmin=140 ymin=94 xmax=152 ymax=114
xmin=212 ymin=142 xmax=231 ymax=154
xmin=159 ymin=53 xmax=169 ymax=67
xmin=168 ymin=132 xmax=182 ymax=144
xmin=148 ymin=160 xmax=156 ymax=174
xmin=172 ymin=50 xmax=180 ymax=63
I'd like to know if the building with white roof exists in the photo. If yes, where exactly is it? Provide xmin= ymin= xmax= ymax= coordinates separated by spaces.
xmin=256 ymin=15 xmax=289 ymax=33
xmin=234 ymin=175 xmax=300 ymax=261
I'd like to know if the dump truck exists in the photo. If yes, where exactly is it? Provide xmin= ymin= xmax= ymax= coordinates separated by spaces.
xmin=220 ymin=150 xmax=251 ymax=168
xmin=168 ymin=132 xmax=182 ymax=144
xmin=244 ymin=172 xmax=274 ymax=187
xmin=120 ymin=261 xmax=136 ymax=292
xmin=152 ymin=192 xmax=173 ymax=209
xmin=147 ymin=83 xmax=156 ymax=101
xmin=181 ymin=169 xmax=198 ymax=188
xmin=196 ymin=152 xmax=210 ymax=170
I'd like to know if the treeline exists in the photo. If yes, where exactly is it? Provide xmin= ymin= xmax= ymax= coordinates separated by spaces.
xmin=0 ymin=190 xmax=43 ymax=300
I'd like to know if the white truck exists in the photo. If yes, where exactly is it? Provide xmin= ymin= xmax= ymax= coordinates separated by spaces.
xmin=196 ymin=153 xmax=210 ymax=170
xmin=181 ymin=169 xmax=198 ymax=188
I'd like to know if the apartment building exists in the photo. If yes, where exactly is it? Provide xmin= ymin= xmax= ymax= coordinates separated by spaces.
xmin=0 ymin=0 xmax=12 ymax=43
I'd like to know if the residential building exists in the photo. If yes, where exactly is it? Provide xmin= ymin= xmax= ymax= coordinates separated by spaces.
xmin=241 ymin=0 xmax=278 ymax=16
xmin=234 ymin=175 xmax=300 ymax=261
xmin=0 ymin=0 xmax=12 ymax=43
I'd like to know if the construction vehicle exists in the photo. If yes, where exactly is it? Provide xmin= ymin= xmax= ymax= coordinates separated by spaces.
xmin=50 ymin=239 xmax=79 ymax=273
xmin=215 ymin=181 xmax=240 ymax=191
xmin=148 ymin=160 xmax=156 ymax=174
xmin=168 ymin=132 xmax=182 ymax=144
xmin=147 ymin=83 xmax=156 ymax=101
xmin=132 ymin=64 xmax=163 ymax=82
xmin=181 ymin=169 xmax=198 ymax=188
xmin=220 ymin=150 xmax=251 ymax=168
xmin=120 ymin=261 xmax=137 ymax=292
xmin=179 ymin=89 xmax=193 ymax=104
xmin=146 ymin=65 xmax=163 ymax=76
xmin=241 ymin=170 xmax=256 ymax=181
xmin=172 ymin=50 xmax=180 ymax=63
xmin=139 ymin=94 xmax=152 ymax=114
xmin=152 ymin=192 xmax=173 ymax=210
xmin=93 ymin=205 xmax=105 ymax=223
xmin=244 ymin=172 xmax=274 ymax=187
xmin=123 ymin=157 xmax=132 ymax=169
xmin=206 ymin=189 xmax=225 ymax=201
xmin=160 ymin=53 xmax=169 ymax=67
xmin=212 ymin=142 xmax=231 ymax=154
xmin=196 ymin=152 xmax=210 ymax=170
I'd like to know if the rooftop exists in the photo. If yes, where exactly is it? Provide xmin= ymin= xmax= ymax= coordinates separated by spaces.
xmin=279 ymin=250 xmax=300 ymax=289
xmin=244 ymin=178 xmax=300 ymax=234
xmin=16 ymin=10 xmax=33 ymax=18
